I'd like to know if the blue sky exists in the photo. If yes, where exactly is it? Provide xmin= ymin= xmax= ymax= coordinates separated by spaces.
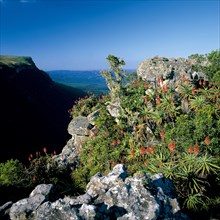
xmin=0 ymin=0 xmax=219 ymax=70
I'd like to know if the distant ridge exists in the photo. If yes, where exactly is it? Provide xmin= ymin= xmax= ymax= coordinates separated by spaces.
xmin=47 ymin=69 xmax=136 ymax=95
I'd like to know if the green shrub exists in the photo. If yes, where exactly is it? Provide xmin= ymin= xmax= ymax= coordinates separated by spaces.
xmin=0 ymin=159 xmax=28 ymax=187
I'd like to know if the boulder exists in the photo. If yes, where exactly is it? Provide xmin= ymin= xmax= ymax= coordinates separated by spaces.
xmin=0 ymin=201 xmax=13 ymax=219
xmin=53 ymin=115 xmax=95 ymax=168
xmin=9 ymin=184 xmax=53 ymax=220
xmin=68 ymin=116 xmax=91 ymax=136
xmin=137 ymin=56 xmax=207 ymax=84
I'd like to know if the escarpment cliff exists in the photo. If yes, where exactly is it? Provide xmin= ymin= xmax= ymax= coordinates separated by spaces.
xmin=0 ymin=55 xmax=86 ymax=163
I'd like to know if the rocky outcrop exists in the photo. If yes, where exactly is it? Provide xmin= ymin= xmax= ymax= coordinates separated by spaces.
xmin=53 ymin=116 xmax=90 ymax=168
xmin=53 ymin=113 xmax=99 ymax=168
xmin=6 ymin=164 xmax=190 ymax=220
xmin=137 ymin=56 xmax=207 ymax=84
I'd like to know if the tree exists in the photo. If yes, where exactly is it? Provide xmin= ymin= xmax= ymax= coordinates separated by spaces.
xmin=100 ymin=54 xmax=126 ymax=100
xmin=204 ymin=49 xmax=220 ymax=82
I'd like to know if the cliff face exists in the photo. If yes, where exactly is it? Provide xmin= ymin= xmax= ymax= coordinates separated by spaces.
xmin=0 ymin=55 xmax=86 ymax=163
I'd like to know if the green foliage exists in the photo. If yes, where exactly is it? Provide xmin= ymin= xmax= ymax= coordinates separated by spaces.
xmin=0 ymin=159 xmax=28 ymax=187
xmin=0 ymin=149 xmax=79 ymax=200
xmin=70 ymin=51 xmax=220 ymax=216
xmin=69 ymin=94 xmax=110 ymax=118
xmin=28 ymin=152 xmax=63 ymax=185
xmin=189 ymin=49 xmax=220 ymax=82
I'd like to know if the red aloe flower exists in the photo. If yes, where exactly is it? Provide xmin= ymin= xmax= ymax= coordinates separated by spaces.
xmin=160 ymin=130 xmax=165 ymax=141
xmin=185 ymin=79 xmax=189 ymax=85
xmin=168 ymin=141 xmax=175 ymax=152
xmin=181 ymin=74 xmax=185 ymax=81
xmin=146 ymin=147 xmax=150 ymax=155
xmin=111 ymin=140 xmax=116 ymax=146
xmin=43 ymin=147 xmax=47 ymax=154
xmin=130 ymin=148 xmax=135 ymax=157
xmin=164 ymin=85 xmax=169 ymax=92
xmin=199 ymin=79 xmax=202 ymax=85
xmin=194 ymin=144 xmax=199 ymax=154
xmin=117 ymin=139 xmax=121 ymax=145
xmin=157 ymin=77 xmax=163 ymax=85
xmin=192 ymin=87 xmax=195 ymax=95
xmin=188 ymin=146 xmax=193 ymax=153
xmin=156 ymin=98 xmax=161 ymax=104
xmin=204 ymin=136 xmax=211 ymax=145
xmin=140 ymin=146 xmax=145 ymax=155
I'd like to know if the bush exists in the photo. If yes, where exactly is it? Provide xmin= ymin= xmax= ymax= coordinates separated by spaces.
xmin=0 ymin=149 xmax=79 ymax=204
xmin=0 ymin=159 xmax=29 ymax=187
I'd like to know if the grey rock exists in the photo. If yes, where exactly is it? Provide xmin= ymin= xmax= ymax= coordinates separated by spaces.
xmin=68 ymin=116 xmax=91 ymax=136
xmin=86 ymin=164 xmax=127 ymax=199
xmin=10 ymin=198 xmax=35 ymax=220
xmin=30 ymin=184 xmax=53 ymax=198
xmin=79 ymin=204 xmax=96 ymax=219
xmin=105 ymin=176 xmax=159 ymax=220
xmin=9 ymin=184 xmax=54 ymax=220
xmin=36 ymin=200 xmax=79 ymax=220
xmin=63 ymin=193 xmax=92 ymax=205
xmin=53 ymin=113 xmax=96 ymax=168
xmin=0 ymin=201 xmax=13 ymax=218
xmin=106 ymin=102 xmax=121 ymax=118
xmin=137 ymin=56 xmax=206 ymax=84
xmin=53 ymin=136 xmax=83 ymax=168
